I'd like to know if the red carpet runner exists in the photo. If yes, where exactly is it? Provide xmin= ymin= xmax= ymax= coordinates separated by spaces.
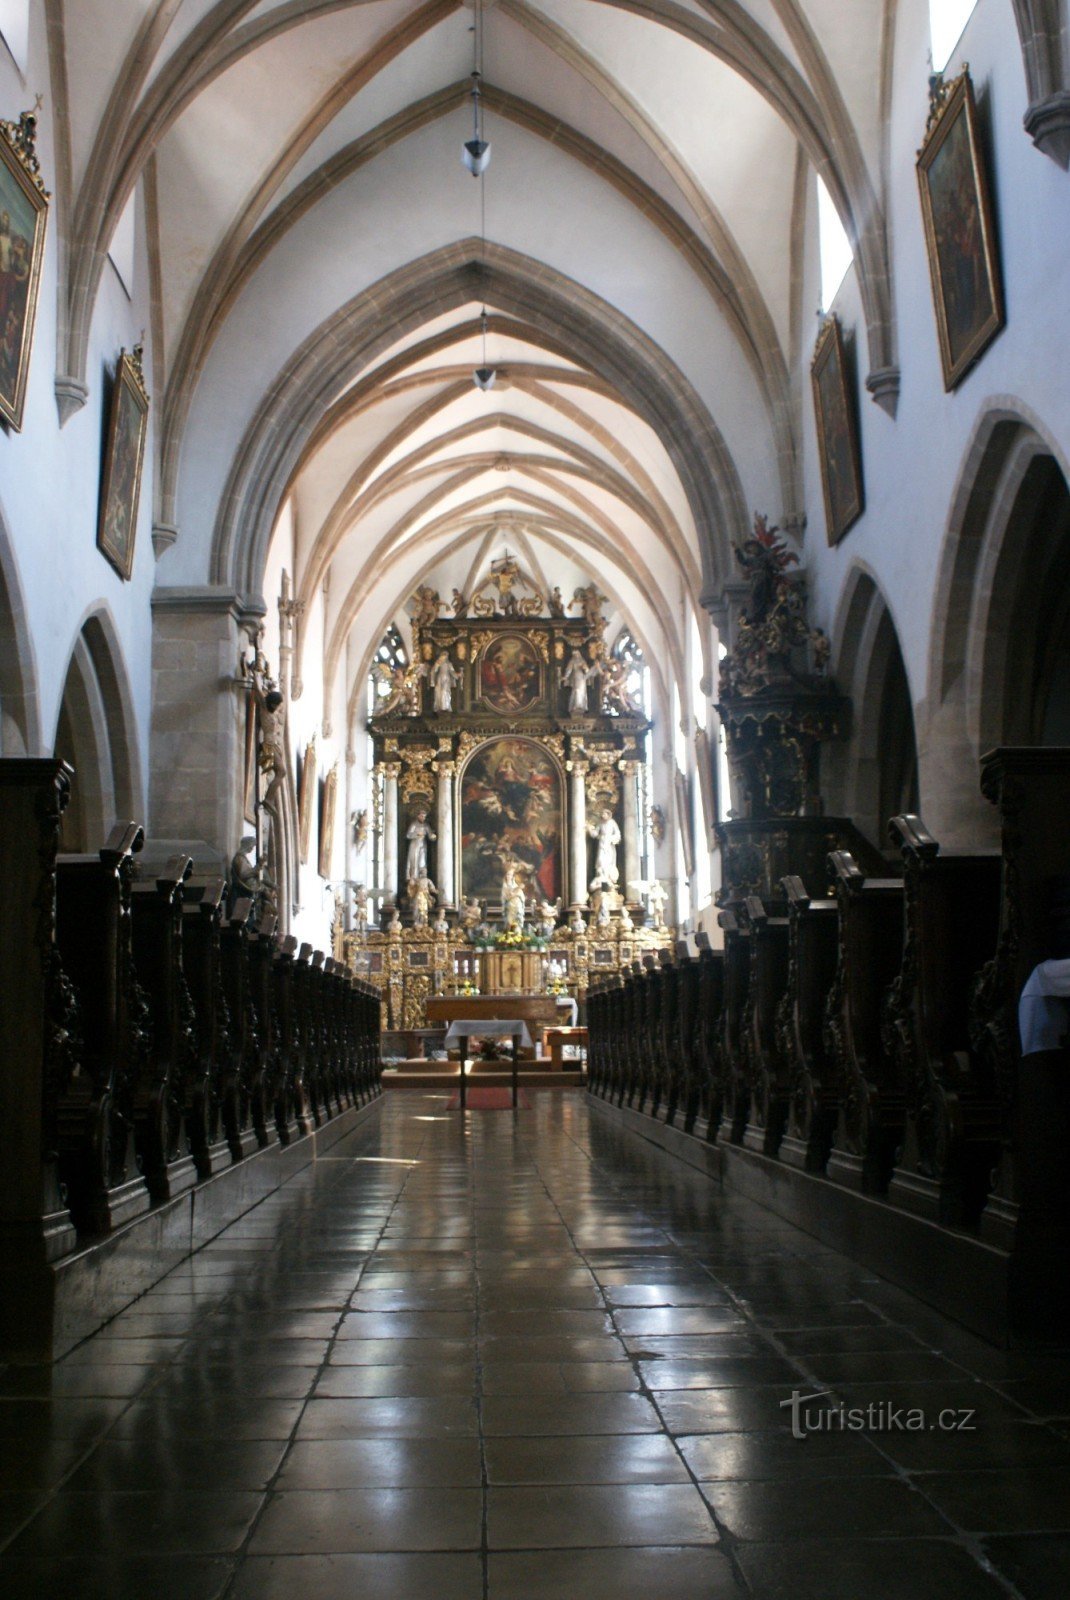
xmin=447 ymin=1087 xmax=532 ymax=1110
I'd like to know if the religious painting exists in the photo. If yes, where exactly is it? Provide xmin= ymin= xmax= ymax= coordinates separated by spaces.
xmin=460 ymin=737 xmax=562 ymax=904
xmin=0 ymin=111 xmax=50 ymax=432
xmin=97 ymin=347 xmax=149 ymax=580
xmin=319 ymin=763 xmax=338 ymax=880
xmin=694 ymin=726 xmax=716 ymax=842
xmin=298 ymin=737 xmax=317 ymax=864
xmin=917 ymin=70 xmax=1004 ymax=390
xmin=478 ymin=634 xmax=541 ymax=714
xmin=675 ymin=768 xmax=694 ymax=881
xmin=811 ymin=315 xmax=864 ymax=546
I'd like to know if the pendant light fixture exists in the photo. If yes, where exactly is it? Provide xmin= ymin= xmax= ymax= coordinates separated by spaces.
xmin=464 ymin=0 xmax=496 ymax=392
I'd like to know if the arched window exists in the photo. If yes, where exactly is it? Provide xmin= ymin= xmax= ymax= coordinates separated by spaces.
xmin=929 ymin=0 xmax=978 ymax=72
xmin=817 ymin=177 xmax=853 ymax=311
xmin=0 ymin=2 xmax=30 ymax=74
xmin=366 ymin=623 xmax=408 ymax=717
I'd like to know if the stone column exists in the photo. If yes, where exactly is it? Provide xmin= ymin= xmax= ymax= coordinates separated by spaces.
xmin=435 ymin=760 xmax=456 ymax=908
xmin=569 ymin=759 xmax=589 ymax=906
xmin=381 ymin=762 xmax=401 ymax=903
xmin=621 ymin=760 xmax=640 ymax=903
xmin=150 ymin=586 xmax=256 ymax=855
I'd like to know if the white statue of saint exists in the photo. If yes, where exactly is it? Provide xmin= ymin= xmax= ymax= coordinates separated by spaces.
xmin=405 ymin=808 xmax=436 ymax=880
xmin=501 ymin=858 xmax=528 ymax=930
xmin=431 ymin=651 xmax=461 ymax=713
xmin=647 ymin=879 xmax=668 ymax=930
xmin=561 ymin=648 xmax=593 ymax=715
xmin=589 ymin=807 xmax=621 ymax=887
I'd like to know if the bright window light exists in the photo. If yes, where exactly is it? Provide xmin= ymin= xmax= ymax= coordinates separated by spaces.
xmin=108 ymin=189 xmax=137 ymax=297
xmin=929 ymin=0 xmax=978 ymax=73
xmin=817 ymin=177 xmax=853 ymax=310
xmin=690 ymin=612 xmax=707 ymax=730
xmin=0 ymin=1 xmax=29 ymax=74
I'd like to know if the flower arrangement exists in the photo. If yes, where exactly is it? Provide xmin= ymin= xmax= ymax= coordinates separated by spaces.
xmin=468 ymin=925 xmax=548 ymax=951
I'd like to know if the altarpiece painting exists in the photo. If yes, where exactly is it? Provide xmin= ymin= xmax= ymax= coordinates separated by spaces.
xmin=461 ymin=738 xmax=562 ymax=904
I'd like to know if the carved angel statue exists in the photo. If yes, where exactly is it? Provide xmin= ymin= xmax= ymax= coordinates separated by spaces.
xmin=561 ymin=648 xmax=594 ymax=715
xmin=375 ymin=659 xmax=427 ymax=717
xmin=352 ymin=882 xmax=369 ymax=935
xmin=459 ymin=895 xmax=483 ymax=932
xmin=411 ymin=584 xmax=444 ymax=632
xmin=588 ymin=807 xmax=621 ymax=887
xmin=569 ymin=905 xmax=587 ymax=935
xmin=451 ymin=588 xmax=469 ymax=616
xmin=648 ymin=804 xmax=666 ymax=845
xmin=536 ymin=897 xmax=562 ymax=938
xmin=571 ymin=582 xmax=609 ymax=634
xmin=351 ymin=808 xmax=369 ymax=856
xmin=599 ymin=652 xmax=640 ymax=715
xmin=431 ymin=650 xmax=462 ymax=713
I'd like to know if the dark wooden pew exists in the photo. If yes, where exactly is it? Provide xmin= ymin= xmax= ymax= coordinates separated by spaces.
xmin=181 ymin=876 xmax=243 ymax=1172
xmin=674 ymin=939 xmax=702 ymax=1134
xmin=273 ymin=935 xmax=311 ymax=1139
xmin=717 ymin=908 xmax=751 ymax=1144
xmin=0 ymin=760 xmax=81 ymax=1345
xmin=693 ymin=932 xmax=725 ymax=1142
xmin=741 ymin=895 xmax=790 ymax=1156
xmin=884 ymin=815 xmax=1002 ymax=1227
xmin=220 ymin=897 xmax=271 ymax=1150
xmin=777 ymin=875 xmax=841 ymax=1173
xmin=825 ymin=850 xmax=905 ymax=1194
xmin=130 ymin=853 xmax=200 ymax=1200
xmin=54 ymin=822 xmax=153 ymax=1233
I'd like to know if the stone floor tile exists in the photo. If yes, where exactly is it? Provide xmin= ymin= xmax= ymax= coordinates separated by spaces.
xmin=0 ymin=1556 xmax=233 ymax=1600
xmin=484 ymin=1433 xmax=689 ymax=1485
xmin=709 ymin=1475 xmax=953 ymax=1540
xmin=228 ymin=1553 xmax=483 ymax=1600
xmin=249 ymin=1487 xmax=482 ymax=1553
xmin=6 ymin=1490 xmax=263 ymax=1555
xmin=488 ymin=1481 xmax=718 ymax=1548
xmin=735 ymin=1537 xmax=1009 ymax=1599
xmin=277 ymin=1437 xmax=483 ymax=1489
xmin=488 ymin=1545 xmax=741 ymax=1598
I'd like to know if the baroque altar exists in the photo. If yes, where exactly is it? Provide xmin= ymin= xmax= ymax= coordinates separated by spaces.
xmin=339 ymin=560 xmax=673 ymax=1020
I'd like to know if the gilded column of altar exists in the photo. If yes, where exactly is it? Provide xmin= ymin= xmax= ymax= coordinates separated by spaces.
xmin=621 ymin=759 xmax=640 ymax=902
xmin=435 ymin=758 xmax=457 ymax=908
xmin=380 ymin=762 xmax=401 ymax=902
xmin=569 ymin=758 xmax=589 ymax=907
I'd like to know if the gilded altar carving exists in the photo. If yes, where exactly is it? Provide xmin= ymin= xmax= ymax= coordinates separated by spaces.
xmin=399 ymin=745 xmax=437 ymax=803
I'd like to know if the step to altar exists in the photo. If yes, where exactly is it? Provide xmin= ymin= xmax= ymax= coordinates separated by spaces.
xmin=382 ymin=1060 xmax=586 ymax=1089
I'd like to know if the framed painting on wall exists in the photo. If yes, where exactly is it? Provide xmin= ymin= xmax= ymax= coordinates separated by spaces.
xmin=917 ymin=70 xmax=1004 ymax=390
xmin=298 ymin=737 xmax=317 ymax=865
xmin=0 ymin=109 xmax=50 ymax=432
xmin=319 ymin=763 xmax=338 ymax=880
xmin=478 ymin=635 xmax=542 ymax=714
xmin=97 ymin=346 xmax=150 ymax=580
xmin=811 ymin=314 xmax=864 ymax=546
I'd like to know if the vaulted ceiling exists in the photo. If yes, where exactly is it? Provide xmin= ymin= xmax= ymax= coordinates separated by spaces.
xmin=55 ymin=0 xmax=899 ymax=717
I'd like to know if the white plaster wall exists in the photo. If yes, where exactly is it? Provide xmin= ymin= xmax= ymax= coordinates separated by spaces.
xmin=0 ymin=7 xmax=155 ymax=819
xmin=800 ymin=0 xmax=1070 ymax=740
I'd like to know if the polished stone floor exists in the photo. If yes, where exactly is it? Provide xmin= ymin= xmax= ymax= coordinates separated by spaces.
xmin=2 ymin=1091 xmax=1069 ymax=1599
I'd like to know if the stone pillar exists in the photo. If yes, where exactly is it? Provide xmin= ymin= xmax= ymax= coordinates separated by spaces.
xmin=621 ymin=760 xmax=640 ymax=903
xmin=569 ymin=759 xmax=589 ymax=906
xmin=435 ymin=760 xmax=456 ymax=908
xmin=381 ymin=763 xmax=401 ymax=902
xmin=150 ymin=587 xmax=254 ymax=857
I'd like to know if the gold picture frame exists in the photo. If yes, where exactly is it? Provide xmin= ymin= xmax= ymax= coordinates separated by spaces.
xmin=319 ymin=763 xmax=338 ymax=880
xmin=298 ymin=737 xmax=317 ymax=865
xmin=97 ymin=346 xmax=150 ymax=580
xmin=811 ymin=314 xmax=864 ymax=546
xmin=0 ymin=109 xmax=50 ymax=432
xmin=917 ymin=70 xmax=1004 ymax=390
